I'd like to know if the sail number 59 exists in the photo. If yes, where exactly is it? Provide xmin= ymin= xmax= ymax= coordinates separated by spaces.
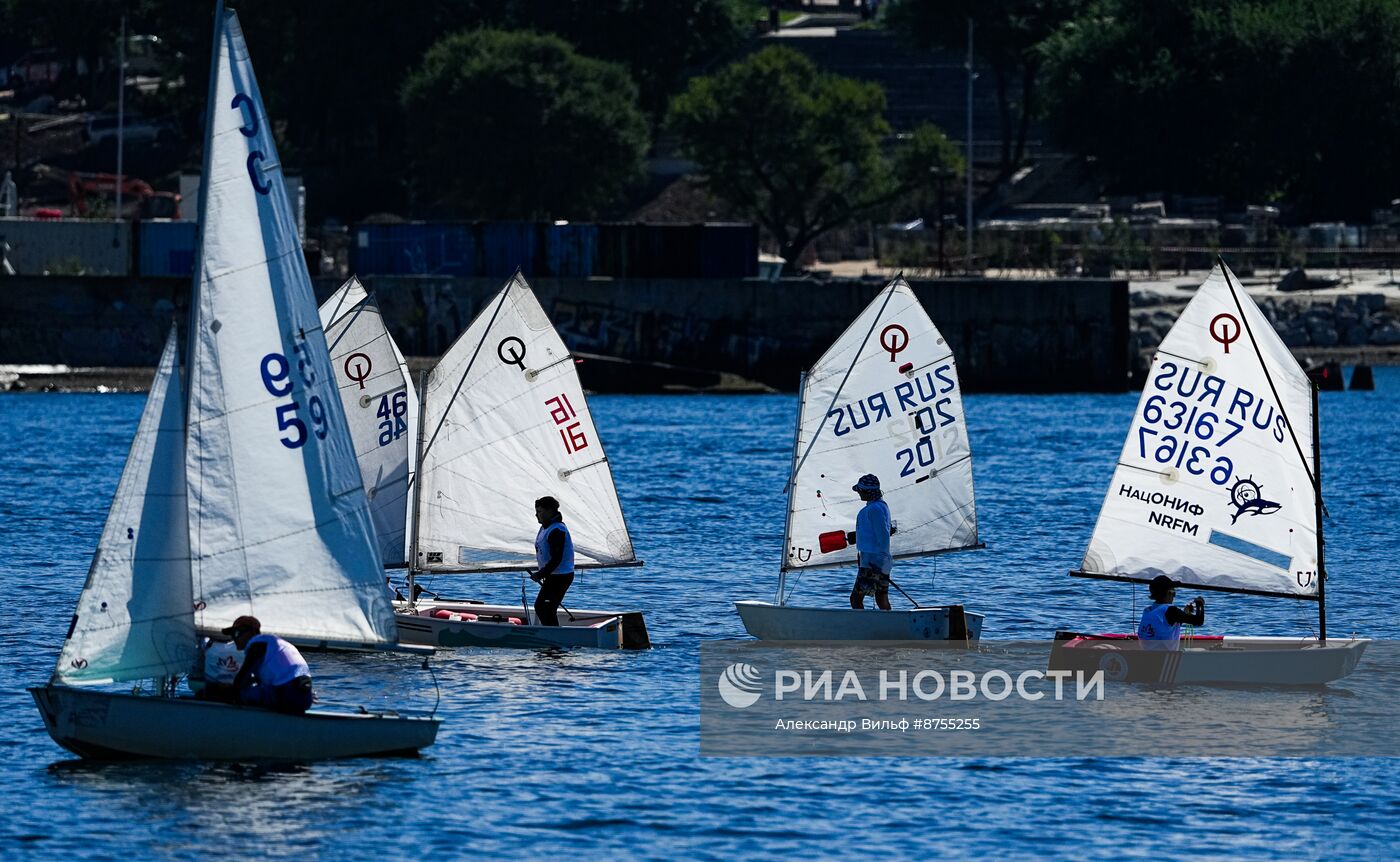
xmin=261 ymin=352 xmax=326 ymax=449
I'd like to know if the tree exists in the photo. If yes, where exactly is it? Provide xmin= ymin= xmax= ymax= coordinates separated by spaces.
xmin=28 ymin=2 xmax=739 ymax=220
xmin=401 ymin=29 xmax=649 ymax=220
xmin=669 ymin=45 xmax=962 ymax=272
xmin=1038 ymin=0 xmax=1400 ymax=219
xmin=503 ymin=0 xmax=750 ymax=120
xmin=885 ymin=0 xmax=1086 ymax=178
xmin=2 ymin=0 xmax=127 ymax=104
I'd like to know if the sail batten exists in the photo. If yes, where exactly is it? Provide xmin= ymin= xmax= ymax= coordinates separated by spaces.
xmin=184 ymin=11 xmax=396 ymax=644
xmin=782 ymin=278 xmax=979 ymax=571
xmin=1078 ymin=261 xmax=1318 ymax=598
xmin=415 ymin=273 xmax=637 ymax=574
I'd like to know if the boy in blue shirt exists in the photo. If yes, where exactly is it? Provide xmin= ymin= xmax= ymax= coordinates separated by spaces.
xmin=848 ymin=474 xmax=894 ymax=610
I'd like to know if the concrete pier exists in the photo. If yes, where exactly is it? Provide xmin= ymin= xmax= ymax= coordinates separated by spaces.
xmin=0 ymin=275 xmax=1130 ymax=393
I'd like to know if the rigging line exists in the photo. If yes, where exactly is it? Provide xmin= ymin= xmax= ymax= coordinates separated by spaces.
xmin=326 ymin=294 xmax=372 ymax=353
xmin=1155 ymin=348 xmax=1208 ymax=368
xmin=782 ymin=567 xmax=806 ymax=605
xmin=1218 ymin=259 xmax=1318 ymax=491
xmin=785 ymin=280 xmax=902 ymax=493
xmin=417 ymin=276 xmax=516 ymax=466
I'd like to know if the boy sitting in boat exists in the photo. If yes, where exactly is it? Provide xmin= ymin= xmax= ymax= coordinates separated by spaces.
xmin=190 ymin=636 xmax=243 ymax=703
xmin=223 ymin=616 xmax=315 ymax=713
xmin=1138 ymin=575 xmax=1206 ymax=649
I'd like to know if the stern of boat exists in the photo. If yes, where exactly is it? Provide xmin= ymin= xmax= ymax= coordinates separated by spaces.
xmin=735 ymin=600 xmax=982 ymax=643
xmin=395 ymin=601 xmax=648 ymax=650
xmin=1050 ymin=632 xmax=1369 ymax=685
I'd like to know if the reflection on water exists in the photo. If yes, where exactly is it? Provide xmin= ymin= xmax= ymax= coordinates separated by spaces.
xmin=3 ymin=378 xmax=1400 ymax=858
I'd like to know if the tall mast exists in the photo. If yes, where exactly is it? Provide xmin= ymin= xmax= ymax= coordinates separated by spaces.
xmin=1312 ymin=382 xmax=1327 ymax=642
xmin=777 ymin=371 xmax=808 ymax=606
xmin=406 ymin=370 xmax=429 ymax=606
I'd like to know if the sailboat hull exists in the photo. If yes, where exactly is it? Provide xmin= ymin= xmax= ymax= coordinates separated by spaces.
xmin=30 ymin=685 xmax=440 ymax=760
xmin=1049 ymin=634 xmax=1368 ymax=685
xmin=734 ymin=601 xmax=984 ymax=642
xmin=394 ymin=601 xmax=651 ymax=650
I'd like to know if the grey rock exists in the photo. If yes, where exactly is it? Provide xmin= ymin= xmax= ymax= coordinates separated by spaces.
xmin=1307 ymin=325 xmax=1339 ymax=347
xmin=1341 ymin=323 xmax=1370 ymax=346
xmin=1372 ymin=323 xmax=1400 ymax=345
xmin=1278 ymin=324 xmax=1311 ymax=347
xmin=1358 ymin=293 xmax=1387 ymax=313
xmin=1277 ymin=268 xmax=1308 ymax=291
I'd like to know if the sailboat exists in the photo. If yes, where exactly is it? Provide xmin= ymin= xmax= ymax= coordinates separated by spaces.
xmin=319 ymin=276 xmax=418 ymax=568
xmin=392 ymin=272 xmax=649 ymax=650
xmin=29 ymin=5 xmax=439 ymax=758
xmin=1051 ymin=259 xmax=1368 ymax=684
xmin=735 ymin=277 xmax=985 ymax=640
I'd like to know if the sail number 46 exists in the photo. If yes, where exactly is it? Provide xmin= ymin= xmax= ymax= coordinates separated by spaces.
xmin=377 ymin=392 xmax=408 ymax=446
xmin=261 ymin=351 xmax=327 ymax=449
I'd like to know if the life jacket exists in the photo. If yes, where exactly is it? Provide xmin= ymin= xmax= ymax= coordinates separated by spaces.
xmin=1137 ymin=602 xmax=1182 ymax=650
xmin=204 ymin=640 xmax=243 ymax=685
xmin=246 ymin=633 xmax=310 ymax=686
xmin=535 ymin=520 xmax=575 ymax=575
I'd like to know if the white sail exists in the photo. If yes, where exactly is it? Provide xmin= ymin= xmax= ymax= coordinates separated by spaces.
xmin=56 ymin=330 xmax=196 ymax=685
xmin=415 ymin=273 xmax=636 ymax=572
xmin=783 ymin=277 xmax=978 ymax=571
xmin=1079 ymin=261 xmax=1318 ymax=598
xmin=185 ymin=10 xmax=396 ymax=643
xmin=319 ymin=277 xmax=417 ymax=567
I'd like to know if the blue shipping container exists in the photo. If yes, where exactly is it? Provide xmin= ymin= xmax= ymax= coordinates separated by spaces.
xmin=138 ymin=220 xmax=197 ymax=278
xmin=351 ymin=223 xmax=475 ymax=276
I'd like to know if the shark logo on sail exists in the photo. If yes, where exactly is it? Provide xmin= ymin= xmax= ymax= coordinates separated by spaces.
xmin=1227 ymin=476 xmax=1281 ymax=524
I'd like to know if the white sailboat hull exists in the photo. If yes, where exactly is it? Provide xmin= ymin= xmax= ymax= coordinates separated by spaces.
xmin=734 ymin=600 xmax=984 ymax=642
xmin=31 ymin=685 xmax=440 ymax=760
xmin=394 ymin=601 xmax=651 ymax=650
xmin=1049 ymin=634 xmax=1368 ymax=685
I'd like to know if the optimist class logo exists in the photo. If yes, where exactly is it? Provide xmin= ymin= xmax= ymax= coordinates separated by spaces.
xmin=717 ymin=662 xmax=763 ymax=708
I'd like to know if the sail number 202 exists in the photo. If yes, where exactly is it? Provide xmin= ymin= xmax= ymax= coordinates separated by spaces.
xmin=261 ymin=351 xmax=327 ymax=449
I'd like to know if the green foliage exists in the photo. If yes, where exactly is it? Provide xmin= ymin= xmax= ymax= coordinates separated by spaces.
xmin=503 ymin=1 xmax=750 ymax=119
xmin=669 ymin=46 xmax=961 ymax=271
xmin=885 ymin=0 xmax=1086 ymax=175
xmin=1039 ymin=0 xmax=1400 ymax=218
xmin=34 ymin=1 xmax=739 ymax=219
xmin=400 ymin=29 xmax=649 ymax=219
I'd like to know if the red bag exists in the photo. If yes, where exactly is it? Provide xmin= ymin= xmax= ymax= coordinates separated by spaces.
xmin=818 ymin=530 xmax=848 ymax=554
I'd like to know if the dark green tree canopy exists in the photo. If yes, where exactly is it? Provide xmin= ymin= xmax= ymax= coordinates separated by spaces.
xmin=669 ymin=45 xmax=961 ymax=271
xmin=886 ymin=0 xmax=1085 ymax=177
xmin=503 ymin=0 xmax=750 ymax=119
xmin=1039 ymin=0 xmax=1400 ymax=218
xmin=401 ymin=29 xmax=649 ymax=220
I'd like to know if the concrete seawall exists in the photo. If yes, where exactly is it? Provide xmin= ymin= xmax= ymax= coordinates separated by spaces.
xmin=0 ymin=275 xmax=1130 ymax=393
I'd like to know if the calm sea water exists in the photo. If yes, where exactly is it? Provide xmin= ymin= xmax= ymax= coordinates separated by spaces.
xmin=2 ymin=372 xmax=1398 ymax=860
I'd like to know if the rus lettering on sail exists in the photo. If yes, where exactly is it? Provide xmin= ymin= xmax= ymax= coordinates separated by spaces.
xmin=827 ymin=365 xmax=958 ymax=439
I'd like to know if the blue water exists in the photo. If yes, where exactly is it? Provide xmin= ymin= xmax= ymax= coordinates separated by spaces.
xmin=3 ymin=372 xmax=1399 ymax=860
